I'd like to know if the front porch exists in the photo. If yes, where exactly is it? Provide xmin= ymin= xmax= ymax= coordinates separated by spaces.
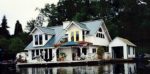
xmin=56 ymin=46 xmax=98 ymax=61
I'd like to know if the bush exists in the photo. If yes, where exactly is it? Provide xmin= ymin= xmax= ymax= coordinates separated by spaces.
xmin=97 ymin=47 xmax=105 ymax=59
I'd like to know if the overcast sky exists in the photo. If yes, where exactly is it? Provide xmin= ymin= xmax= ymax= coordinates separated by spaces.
xmin=0 ymin=0 xmax=58 ymax=35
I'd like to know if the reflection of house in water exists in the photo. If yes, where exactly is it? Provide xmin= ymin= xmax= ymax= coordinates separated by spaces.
xmin=103 ymin=63 xmax=136 ymax=74
xmin=22 ymin=63 xmax=136 ymax=74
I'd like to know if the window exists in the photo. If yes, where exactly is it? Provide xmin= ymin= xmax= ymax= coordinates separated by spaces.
xmin=71 ymin=32 xmax=74 ymax=41
xmin=36 ymin=50 xmax=39 ymax=55
xmin=128 ymin=46 xmax=130 ymax=55
xmin=35 ymin=35 xmax=38 ymax=45
xmin=76 ymin=31 xmax=79 ymax=41
xmin=45 ymin=35 xmax=48 ymax=40
xmin=86 ymin=31 xmax=90 ymax=34
xmin=39 ymin=35 xmax=43 ymax=45
xmin=82 ymin=48 xmax=87 ymax=55
xmin=32 ymin=50 xmax=35 ymax=59
xmin=96 ymin=33 xmax=105 ymax=38
xmin=82 ymin=31 xmax=85 ymax=41
xmin=99 ymin=28 xmax=102 ymax=32
xmin=93 ymin=48 xmax=96 ymax=53
xmin=65 ymin=34 xmax=68 ymax=37
xmin=34 ymin=35 xmax=43 ymax=45
xmin=133 ymin=48 xmax=135 ymax=55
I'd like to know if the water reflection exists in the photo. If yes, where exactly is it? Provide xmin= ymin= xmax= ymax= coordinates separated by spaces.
xmin=18 ymin=63 xmax=137 ymax=74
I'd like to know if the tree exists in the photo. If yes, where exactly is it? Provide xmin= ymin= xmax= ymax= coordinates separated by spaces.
xmin=14 ymin=20 xmax=23 ymax=36
xmin=8 ymin=37 xmax=24 ymax=59
xmin=0 ymin=16 xmax=10 ymax=38
xmin=26 ymin=20 xmax=36 ymax=32
xmin=1 ymin=16 xmax=9 ymax=29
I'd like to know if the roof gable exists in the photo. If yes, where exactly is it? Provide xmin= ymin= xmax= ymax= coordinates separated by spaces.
xmin=82 ymin=20 xmax=111 ymax=41
xmin=110 ymin=37 xmax=136 ymax=46
xmin=65 ymin=21 xmax=89 ymax=30
xmin=30 ymin=26 xmax=55 ymax=35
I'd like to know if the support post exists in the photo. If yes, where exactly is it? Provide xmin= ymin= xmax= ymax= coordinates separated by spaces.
xmin=52 ymin=48 xmax=57 ymax=62
xmin=48 ymin=49 xmax=49 ymax=60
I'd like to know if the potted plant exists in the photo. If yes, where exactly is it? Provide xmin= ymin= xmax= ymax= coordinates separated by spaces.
xmin=97 ymin=47 xmax=105 ymax=59
xmin=59 ymin=52 xmax=67 ymax=61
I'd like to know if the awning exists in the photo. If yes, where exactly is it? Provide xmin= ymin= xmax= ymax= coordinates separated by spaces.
xmin=61 ymin=41 xmax=80 ymax=47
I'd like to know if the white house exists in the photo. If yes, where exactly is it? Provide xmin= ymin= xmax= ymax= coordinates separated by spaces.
xmin=22 ymin=19 xmax=136 ymax=63
xmin=109 ymin=37 xmax=136 ymax=59
xmin=23 ymin=19 xmax=113 ymax=63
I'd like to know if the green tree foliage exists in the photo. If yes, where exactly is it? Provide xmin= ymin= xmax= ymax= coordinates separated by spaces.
xmin=26 ymin=20 xmax=36 ymax=32
xmin=26 ymin=0 xmax=150 ymax=53
xmin=14 ymin=20 xmax=23 ymax=36
xmin=8 ymin=37 xmax=24 ymax=58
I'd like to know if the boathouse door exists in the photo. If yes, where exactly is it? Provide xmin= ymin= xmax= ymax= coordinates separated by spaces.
xmin=112 ymin=46 xmax=123 ymax=59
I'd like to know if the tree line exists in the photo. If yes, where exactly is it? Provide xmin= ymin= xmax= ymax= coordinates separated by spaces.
xmin=0 ymin=16 xmax=31 ymax=60
xmin=27 ymin=0 xmax=150 ymax=53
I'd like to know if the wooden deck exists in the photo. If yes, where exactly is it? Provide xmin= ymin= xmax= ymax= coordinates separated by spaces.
xmin=16 ymin=59 xmax=136 ymax=67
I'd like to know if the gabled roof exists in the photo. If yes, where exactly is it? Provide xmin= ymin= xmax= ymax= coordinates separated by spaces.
xmin=115 ymin=37 xmax=136 ymax=46
xmin=30 ymin=26 xmax=55 ymax=35
xmin=25 ymin=26 xmax=66 ymax=50
xmin=25 ymin=19 xmax=112 ymax=50
xmin=25 ymin=36 xmax=55 ymax=50
xmin=73 ymin=21 xmax=89 ymax=30
xmin=65 ymin=21 xmax=89 ymax=30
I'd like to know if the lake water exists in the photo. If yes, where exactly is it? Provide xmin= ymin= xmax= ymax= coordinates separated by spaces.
xmin=1 ymin=63 xmax=150 ymax=74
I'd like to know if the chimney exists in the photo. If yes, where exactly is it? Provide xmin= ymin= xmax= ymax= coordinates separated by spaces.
xmin=63 ymin=21 xmax=71 ymax=29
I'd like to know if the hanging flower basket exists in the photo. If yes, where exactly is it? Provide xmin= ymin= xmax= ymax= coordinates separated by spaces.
xmin=77 ymin=41 xmax=92 ymax=46
xmin=53 ymin=43 xmax=62 ymax=47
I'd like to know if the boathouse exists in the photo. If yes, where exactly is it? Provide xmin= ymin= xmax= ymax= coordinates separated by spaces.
xmin=109 ymin=37 xmax=136 ymax=59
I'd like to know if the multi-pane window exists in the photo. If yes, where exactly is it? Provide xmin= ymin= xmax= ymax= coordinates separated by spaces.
xmin=92 ymin=48 xmax=96 ymax=53
xmin=34 ymin=35 xmax=43 ymax=45
xmin=76 ymin=31 xmax=79 ymax=41
xmin=96 ymin=33 xmax=105 ymax=38
xmin=96 ymin=27 xmax=105 ymax=38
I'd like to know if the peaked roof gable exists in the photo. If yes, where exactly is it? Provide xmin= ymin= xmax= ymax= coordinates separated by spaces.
xmin=82 ymin=20 xmax=111 ymax=41
xmin=65 ymin=21 xmax=89 ymax=30
xmin=30 ymin=26 xmax=55 ymax=35
xmin=112 ymin=37 xmax=136 ymax=46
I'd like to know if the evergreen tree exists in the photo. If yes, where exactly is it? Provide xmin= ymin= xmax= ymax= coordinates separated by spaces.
xmin=0 ymin=16 xmax=10 ymax=38
xmin=14 ymin=20 xmax=23 ymax=36
xmin=1 ymin=16 xmax=9 ymax=29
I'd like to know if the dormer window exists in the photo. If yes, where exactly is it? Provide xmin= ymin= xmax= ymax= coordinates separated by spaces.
xmin=35 ymin=35 xmax=38 ymax=45
xmin=76 ymin=31 xmax=79 ymax=41
xmin=39 ymin=35 xmax=43 ymax=45
xmin=71 ymin=32 xmax=74 ymax=41
xmin=34 ymin=34 xmax=43 ymax=45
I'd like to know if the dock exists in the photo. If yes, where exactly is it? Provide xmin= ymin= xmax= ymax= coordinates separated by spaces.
xmin=16 ymin=59 xmax=136 ymax=67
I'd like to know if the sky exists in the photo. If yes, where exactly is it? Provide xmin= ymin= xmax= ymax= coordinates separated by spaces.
xmin=0 ymin=0 xmax=59 ymax=35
